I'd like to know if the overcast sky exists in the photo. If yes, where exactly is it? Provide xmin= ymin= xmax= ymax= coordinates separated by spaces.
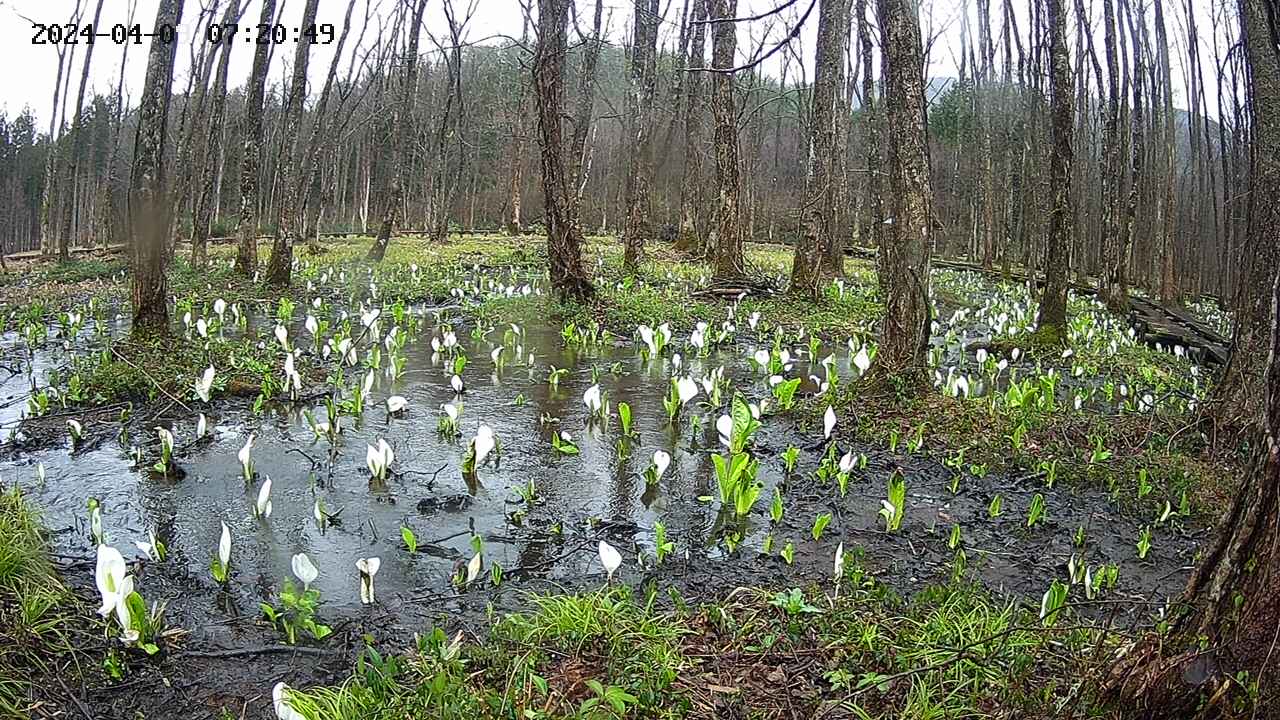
xmin=0 ymin=0 xmax=1233 ymax=129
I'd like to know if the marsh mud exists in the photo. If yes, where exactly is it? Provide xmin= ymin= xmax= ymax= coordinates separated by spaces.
xmin=0 ymin=301 xmax=1206 ymax=719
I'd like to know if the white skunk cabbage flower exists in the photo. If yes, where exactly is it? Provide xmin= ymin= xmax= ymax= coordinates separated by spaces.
xmin=238 ymin=434 xmax=255 ymax=480
xmin=218 ymin=521 xmax=232 ymax=569
xmin=583 ymin=384 xmax=603 ymax=413
xmin=95 ymin=544 xmax=132 ymax=618
xmin=653 ymin=450 xmax=671 ymax=481
xmin=366 ymin=438 xmax=394 ymax=480
xmin=254 ymin=477 xmax=273 ymax=518
xmin=194 ymin=366 xmax=215 ymax=402
xmin=824 ymin=406 xmax=837 ymax=439
xmin=853 ymin=346 xmax=872 ymax=375
xmin=356 ymin=557 xmax=381 ymax=604
xmin=291 ymin=553 xmax=318 ymax=589
xmin=598 ymin=540 xmax=622 ymax=582
xmin=473 ymin=425 xmax=496 ymax=465
xmin=716 ymin=414 xmax=733 ymax=447
xmin=273 ymin=682 xmax=305 ymax=720
xmin=676 ymin=376 xmax=698 ymax=405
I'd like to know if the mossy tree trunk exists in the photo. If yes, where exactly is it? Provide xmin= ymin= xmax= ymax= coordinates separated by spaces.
xmin=534 ymin=0 xmax=595 ymax=301
xmin=874 ymin=0 xmax=932 ymax=379
xmin=129 ymin=0 xmax=185 ymax=337
xmin=790 ymin=0 xmax=850 ymax=301
xmin=1036 ymin=0 xmax=1073 ymax=340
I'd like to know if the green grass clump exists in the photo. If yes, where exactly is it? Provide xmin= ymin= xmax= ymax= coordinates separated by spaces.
xmin=282 ymin=563 xmax=1113 ymax=719
xmin=0 ymin=487 xmax=75 ymax=716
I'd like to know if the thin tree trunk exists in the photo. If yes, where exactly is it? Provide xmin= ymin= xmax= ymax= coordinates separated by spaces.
xmin=675 ymin=0 xmax=708 ymax=254
xmin=233 ymin=0 xmax=278 ymax=276
xmin=623 ymin=0 xmax=661 ymax=271
xmin=1037 ymin=0 xmax=1073 ymax=340
xmin=368 ymin=0 xmax=427 ymax=262
xmin=61 ymin=0 xmax=105 ymax=261
xmin=569 ymin=0 xmax=605 ymax=206
xmin=192 ymin=0 xmax=243 ymax=268
xmin=265 ymin=0 xmax=321 ymax=286
xmin=709 ymin=0 xmax=745 ymax=281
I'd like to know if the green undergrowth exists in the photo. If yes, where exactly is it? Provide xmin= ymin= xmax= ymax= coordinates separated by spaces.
xmin=0 ymin=487 xmax=80 ymax=717
xmin=281 ymin=562 xmax=1111 ymax=719
xmin=52 ymin=332 xmax=298 ymax=409
xmin=818 ymin=379 xmax=1232 ymax=522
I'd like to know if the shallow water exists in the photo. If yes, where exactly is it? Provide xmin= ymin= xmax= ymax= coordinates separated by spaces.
xmin=4 ymin=309 xmax=831 ymax=610
xmin=0 ymin=288 xmax=1202 ymax=630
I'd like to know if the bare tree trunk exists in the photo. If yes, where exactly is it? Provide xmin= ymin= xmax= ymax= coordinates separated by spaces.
xmin=534 ymin=0 xmax=595 ymax=300
xmin=1153 ymin=0 xmax=1179 ymax=303
xmin=1098 ymin=0 xmax=1126 ymax=310
xmin=233 ymin=0 xmax=277 ymax=276
xmin=1037 ymin=0 xmax=1073 ymax=340
xmin=875 ymin=0 xmax=932 ymax=379
xmin=368 ymin=0 xmax=427 ymax=262
xmin=709 ymin=0 xmax=745 ymax=281
xmin=168 ymin=2 xmax=220 ymax=262
xmin=129 ymin=0 xmax=185 ymax=336
xmin=191 ymin=0 xmax=242 ymax=268
xmin=675 ymin=0 xmax=708 ymax=254
xmin=1212 ymin=0 xmax=1280 ymax=434
xmin=1110 ymin=8 xmax=1280 ymax=707
xmin=623 ymin=0 xmax=660 ymax=271
xmin=61 ymin=0 xmax=105 ymax=261
xmin=506 ymin=19 xmax=532 ymax=236
xmin=790 ymin=0 xmax=850 ymax=300
xmin=265 ymin=0 xmax=321 ymax=286
xmin=301 ymin=0 xmax=361 ymax=252
xmin=861 ymin=0 xmax=886 ymax=298
xmin=39 ymin=1 xmax=79 ymax=258
xmin=569 ymin=0 xmax=605 ymax=206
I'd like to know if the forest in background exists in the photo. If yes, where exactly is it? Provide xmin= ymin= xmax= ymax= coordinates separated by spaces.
xmin=0 ymin=0 xmax=1252 ymax=303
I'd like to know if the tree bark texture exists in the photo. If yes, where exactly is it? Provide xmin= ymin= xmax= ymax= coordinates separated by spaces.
xmin=1037 ymin=0 xmax=1073 ymax=339
xmin=266 ymin=0 xmax=321 ymax=286
xmin=790 ymin=0 xmax=850 ymax=300
xmin=709 ymin=0 xmax=745 ymax=281
xmin=233 ymin=0 xmax=277 ymax=276
xmin=534 ymin=0 xmax=595 ymax=301
xmin=875 ymin=0 xmax=933 ymax=378
xmin=129 ymin=0 xmax=184 ymax=336
xmin=623 ymin=0 xmax=660 ymax=271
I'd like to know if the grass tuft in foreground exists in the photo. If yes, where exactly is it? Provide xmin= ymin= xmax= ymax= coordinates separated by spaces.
xmin=0 ymin=487 xmax=77 ymax=717
xmin=282 ymin=560 xmax=1113 ymax=719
